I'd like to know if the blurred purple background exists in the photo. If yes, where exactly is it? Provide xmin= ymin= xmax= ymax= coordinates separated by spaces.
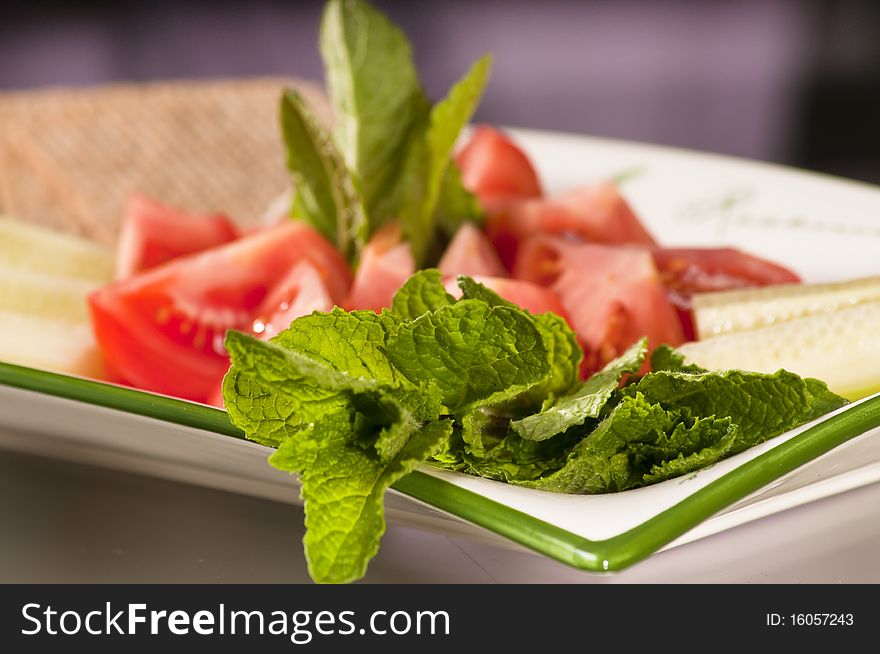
xmin=2 ymin=0 xmax=879 ymax=182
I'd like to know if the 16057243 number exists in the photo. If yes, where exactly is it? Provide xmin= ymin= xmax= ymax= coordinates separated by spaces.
xmin=791 ymin=613 xmax=854 ymax=626
xmin=766 ymin=613 xmax=854 ymax=627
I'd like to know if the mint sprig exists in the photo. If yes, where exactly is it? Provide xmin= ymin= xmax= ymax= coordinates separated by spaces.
xmin=284 ymin=0 xmax=487 ymax=266
xmin=320 ymin=0 xmax=429 ymax=228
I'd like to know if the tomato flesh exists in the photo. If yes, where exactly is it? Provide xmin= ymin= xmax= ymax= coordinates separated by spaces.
xmin=652 ymin=247 xmax=800 ymax=292
xmin=252 ymin=261 xmax=335 ymax=339
xmin=555 ymin=184 xmax=657 ymax=245
xmin=344 ymin=223 xmax=415 ymax=312
xmin=485 ymin=183 xmax=656 ymax=269
xmin=90 ymin=221 xmax=351 ymax=401
xmin=205 ymin=377 xmax=226 ymax=408
xmin=456 ymin=125 xmax=543 ymax=204
xmin=515 ymin=235 xmax=683 ymax=374
xmin=438 ymin=222 xmax=508 ymax=278
xmin=115 ymin=194 xmax=239 ymax=279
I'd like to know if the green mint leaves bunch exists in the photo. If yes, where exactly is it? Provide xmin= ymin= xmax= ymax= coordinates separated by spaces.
xmin=282 ymin=0 xmax=489 ymax=265
xmin=222 ymin=271 xmax=846 ymax=583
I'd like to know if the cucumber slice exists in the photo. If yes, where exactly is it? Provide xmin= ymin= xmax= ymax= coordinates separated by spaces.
xmin=0 ymin=218 xmax=111 ymax=376
xmin=692 ymin=276 xmax=880 ymax=339
xmin=0 ymin=217 xmax=114 ymax=282
xmin=0 ymin=310 xmax=105 ymax=378
xmin=0 ymin=266 xmax=98 ymax=323
xmin=678 ymin=302 xmax=880 ymax=400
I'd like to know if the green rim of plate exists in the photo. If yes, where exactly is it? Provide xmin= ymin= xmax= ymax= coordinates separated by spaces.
xmin=2 ymin=360 xmax=880 ymax=573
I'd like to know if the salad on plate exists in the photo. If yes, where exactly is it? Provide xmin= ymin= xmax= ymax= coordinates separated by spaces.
xmin=2 ymin=0 xmax=878 ymax=583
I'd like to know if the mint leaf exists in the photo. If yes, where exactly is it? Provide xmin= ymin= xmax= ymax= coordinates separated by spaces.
xmin=399 ymin=55 xmax=492 ymax=265
xmin=460 ymin=429 xmax=580 ymax=483
xmin=515 ymin=395 xmax=742 ymax=493
xmin=221 ymin=370 xmax=312 ymax=448
xmin=395 ymin=289 xmax=552 ymax=456
xmin=270 ymin=411 xmax=452 ymax=584
xmin=512 ymin=339 xmax=646 ymax=441
xmin=226 ymin=324 xmax=439 ymax=455
xmin=271 ymin=309 xmax=401 ymax=385
xmin=390 ymin=268 xmax=455 ymax=321
xmin=223 ymin=331 xmax=349 ymax=439
xmin=624 ymin=369 xmax=848 ymax=453
xmin=455 ymin=314 xmax=581 ymax=455
xmin=804 ymin=377 xmax=849 ymax=421
xmin=516 ymin=394 xmax=673 ymax=493
xmin=450 ymin=276 xmax=581 ymax=454
xmin=224 ymin=320 xmax=449 ymax=583
xmin=513 ymin=364 xmax=847 ymax=494
xmin=651 ymin=344 xmax=707 ymax=373
xmin=227 ymin=330 xmax=378 ymax=396
xmin=457 ymin=275 xmax=581 ymax=399
xmin=459 ymin=399 xmax=528 ymax=457
xmin=457 ymin=274 xmax=513 ymax=307
xmin=280 ymin=90 xmax=368 ymax=261
xmin=269 ymin=309 xmax=444 ymax=457
xmin=280 ymin=91 xmax=335 ymax=238
xmin=435 ymin=163 xmax=484 ymax=235
xmin=320 ymin=0 xmax=430 ymax=230
xmin=529 ymin=312 xmax=584 ymax=400
xmin=384 ymin=299 xmax=549 ymax=411
xmin=292 ymin=0 xmax=489 ymax=264
xmin=636 ymin=415 xmax=739 ymax=484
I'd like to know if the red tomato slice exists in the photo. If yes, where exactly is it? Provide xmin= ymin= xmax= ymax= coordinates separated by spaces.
xmin=652 ymin=247 xmax=800 ymax=291
xmin=438 ymin=222 xmax=508 ymax=278
xmin=89 ymin=221 xmax=351 ymax=402
xmin=206 ymin=260 xmax=335 ymax=408
xmin=515 ymin=236 xmax=683 ymax=373
xmin=444 ymin=275 xmax=570 ymax=319
xmin=115 ymin=194 xmax=240 ymax=279
xmin=456 ymin=125 xmax=543 ymax=205
xmin=485 ymin=183 xmax=656 ymax=269
xmin=344 ymin=223 xmax=415 ymax=312
xmin=651 ymin=247 xmax=801 ymax=339
xmin=556 ymin=184 xmax=657 ymax=245
xmin=251 ymin=261 xmax=335 ymax=339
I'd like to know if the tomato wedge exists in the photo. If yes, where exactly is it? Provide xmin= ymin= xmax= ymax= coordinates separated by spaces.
xmin=456 ymin=125 xmax=543 ymax=205
xmin=652 ymin=247 xmax=801 ymax=339
xmin=438 ymin=222 xmax=508 ymax=278
xmin=652 ymin=247 xmax=801 ymax=291
xmin=89 ymin=221 xmax=351 ymax=401
xmin=251 ymin=261 xmax=335 ymax=340
xmin=515 ymin=235 xmax=683 ymax=373
xmin=485 ymin=183 xmax=656 ymax=269
xmin=556 ymin=184 xmax=657 ymax=245
xmin=344 ymin=223 xmax=415 ymax=312
xmin=115 ymin=194 xmax=239 ymax=279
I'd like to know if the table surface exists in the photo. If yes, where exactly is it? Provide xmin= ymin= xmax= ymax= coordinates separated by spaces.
xmin=1 ymin=448 xmax=879 ymax=584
